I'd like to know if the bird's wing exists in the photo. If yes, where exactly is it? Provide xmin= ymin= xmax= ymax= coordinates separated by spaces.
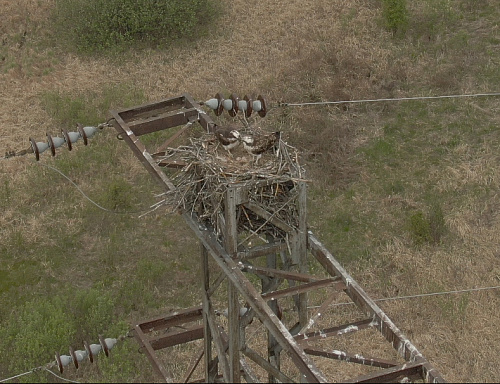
xmin=215 ymin=128 xmax=237 ymax=145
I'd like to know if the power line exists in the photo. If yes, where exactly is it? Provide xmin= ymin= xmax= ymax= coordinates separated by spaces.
xmin=307 ymin=284 xmax=500 ymax=309
xmin=35 ymin=161 xmax=159 ymax=216
xmin=43 ymin=368 xmax=80 ymax=383
xmin=279 ymin=91 xmax=500 ymax=107
xmin=0 ymin=367 xmax=42 ymax=383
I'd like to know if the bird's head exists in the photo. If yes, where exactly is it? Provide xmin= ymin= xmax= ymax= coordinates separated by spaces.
xmin=241 ymin=135 xmax=254 ymax=145
xmin=230 ymin=130 xmax=241 ymax=140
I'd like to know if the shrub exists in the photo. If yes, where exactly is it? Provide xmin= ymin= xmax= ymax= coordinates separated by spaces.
xmin=51 ymin=0 xmax=218 ymax=54
xmin=408 ymin=204 xmax=446 ymax=245
xmin=382 ymin=0 xmax=409 ymax=37
xmin=409 ymin=211 xmax=431 ymax=245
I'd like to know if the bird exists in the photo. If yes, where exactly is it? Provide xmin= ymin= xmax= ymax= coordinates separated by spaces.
xmin=213 ymin=124 xmax=241 ymax=157
xmin=241 ymin=131 xmax=281 ymax=165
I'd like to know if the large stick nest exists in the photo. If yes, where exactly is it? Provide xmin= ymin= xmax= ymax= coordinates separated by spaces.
xmin=152 ymin=129 xmax=307 ymax=243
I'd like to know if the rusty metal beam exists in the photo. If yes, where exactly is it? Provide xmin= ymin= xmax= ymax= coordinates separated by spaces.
xmin=261 ymin=278 xmax=346 ymax=301
xmin=182 ymin=348 xmax=204 ymax=383
xmin=236 ymin=242 xmax=288 ymax=260
xmin=295 ymin=318 xmax=376 ymax=344
xmin=204 ymin=298 xmax=231 ymax=381
xmin=127 ymin=107 xmax=199 ymax=136
xmin=344 ymin=361 xmax=425 ymax=383
xmin=303 ymin=347 xmax=399 ymax=369
xmin=150 ymin=324 xmax=204 ymax=350
xmin=110 ymin=111 xmax=176 ymax=191
xmin=184 ymin=212 xmax=328 ymax=383
xmin=241 ymin=347 xmax=295 ymax=384
xmin=239 ymin=263 xmax=320 ymax=282
xmin=133 ymin=324 xmax=173 ymax=382
xmin=183 ymin=93 xmax=214 ymax=132
xmin=117 ymin=96 xmax=186 ymax=121
xmin=137 ymin=306 xmax=203 ymax=333
xmin=225 ymin=187 xmax=241 ymax=383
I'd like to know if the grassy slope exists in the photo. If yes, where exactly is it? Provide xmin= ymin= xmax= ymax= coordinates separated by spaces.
xmin=1 ymin=0 xmax=500 ymax=382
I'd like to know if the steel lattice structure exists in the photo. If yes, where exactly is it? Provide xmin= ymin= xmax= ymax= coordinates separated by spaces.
xmin=110 ymin=94 xmax=445 ymax=383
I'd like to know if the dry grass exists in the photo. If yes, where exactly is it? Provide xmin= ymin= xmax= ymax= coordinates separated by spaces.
xmin=1 ymin=0 xmax=500 ymax=382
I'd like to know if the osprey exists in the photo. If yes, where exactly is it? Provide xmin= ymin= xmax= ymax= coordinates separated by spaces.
xmin=214 ymin=125 xmax=241 ymax=157
xmin=241 ymin=131 xmax=281 ymax=165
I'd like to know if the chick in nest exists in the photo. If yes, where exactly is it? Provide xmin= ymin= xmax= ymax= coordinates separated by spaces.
xmin=214 ymin=124 xmax=241 ymax=157
xmin=241 ymin=131 xmax=281 ymax=165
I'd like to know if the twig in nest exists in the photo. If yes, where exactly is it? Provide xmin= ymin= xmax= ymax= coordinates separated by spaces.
xmin=237 ymin=195 xmax=296 ymax=247
xmin=241 ymin=205 xmax=253 ymax=229
xmin=241 ymin=224 xmax=269 ymax=245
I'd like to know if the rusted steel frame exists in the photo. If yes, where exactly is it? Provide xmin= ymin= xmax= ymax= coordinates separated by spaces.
xmin=183 ymin=93 xmax=214 ymax=133
xmin=204 ymin=296 xmax=231 ymax=381
xmin=295 ymin=318 xmax=376 ymax=344
xmin=157 ymin=115 xmax=199 ymax=152
xmin=116 ymin=96 xmax=187 ymax=121
xmin=236 ymin=242 xmax=287 ymax=260
xmin=420 ymin=360 xmax=445 ymax=384
xmin=344 ymin=360 xmax=425 ymax=383
xmin=303 ymin=347 xmax=399 ymax=369
xmin=116 ymin=93 xmax=213 ymax=133
xmin=261 ymin=279 xmax=346 ymax=302
xmin=133 ymin=324 xmax=173 ymax=382
xmin=184 ymin=213 xmax=328 ymax=383
xmin=217 ymin=325 xmax=260 ymax=383
xmin=239 ymin=262 xmax=320 ymax=283
xmin=137 ymin=306 xmax=203 ymax=333
xmin=182 ymin=348 xmax=204 ymax=383
xmin=110 ymin=111 xmax=176 ymax=191
xmin=241 ymin=347 xmax=295 ymax=384
xmin=239 ymin=358 xmax=259 ymax=383
xmin=201 ymin=245 xmax=217 ymax=383
xmin=126 ymin=107 xmax=200 ymax=136
xmin=243 ymin=202 xmax=296 ymax=234
xmin=149 ymin=324 xmax=204 ymax=350
xmin=308 ymin=233 xmax=446 ymax=383
xmin=207 ymin=271 xmax=227 ymax=297
xmin=225 ymin=187 xmax=241 ymax=382
xmin=263 ymin=250 xmax=281 ymax=383
xmin=297 ymin=291 xmax=342 ymax=336
xmin=295 ymin=181 xmax=308 ymax=328
xmin=201 ymin=244 xmax=230 ymax=382
xmin=228 ymin=282 xmax=241 ymax=383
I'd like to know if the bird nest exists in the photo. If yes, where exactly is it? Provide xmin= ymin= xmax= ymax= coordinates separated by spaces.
xmin=151 ymin=131 xmax=307 ymax=243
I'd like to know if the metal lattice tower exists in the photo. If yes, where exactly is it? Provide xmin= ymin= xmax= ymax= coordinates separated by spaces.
xmin=110 ymin=94 xmax=445 ymax=383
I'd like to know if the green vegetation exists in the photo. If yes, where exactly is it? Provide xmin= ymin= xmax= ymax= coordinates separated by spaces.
xmin=50 ymin=0 xmax=219 ymax=54
xmin=2 ymin=0 xmax=500 ymax=381
xmin=40 ymin=84 xmax=146 ymax=127
xmin=381 ymin=0 xmax=409 ymax=36
xmin=0 ymin=85 xmax=199 ymax=381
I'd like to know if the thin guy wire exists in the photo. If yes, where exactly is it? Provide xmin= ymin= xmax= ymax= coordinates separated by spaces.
xmin=0 ymin=368 xmax=41 ymax=383
xmin=43 ymin=368 xmax=80 ymax=383
xmin=279 ymin=91 xmax=500 ymax=107
xmin=35 ymin=161 xmax=154 ymax=216
xmin=307 ymin=284 xmax=500 ymax=309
